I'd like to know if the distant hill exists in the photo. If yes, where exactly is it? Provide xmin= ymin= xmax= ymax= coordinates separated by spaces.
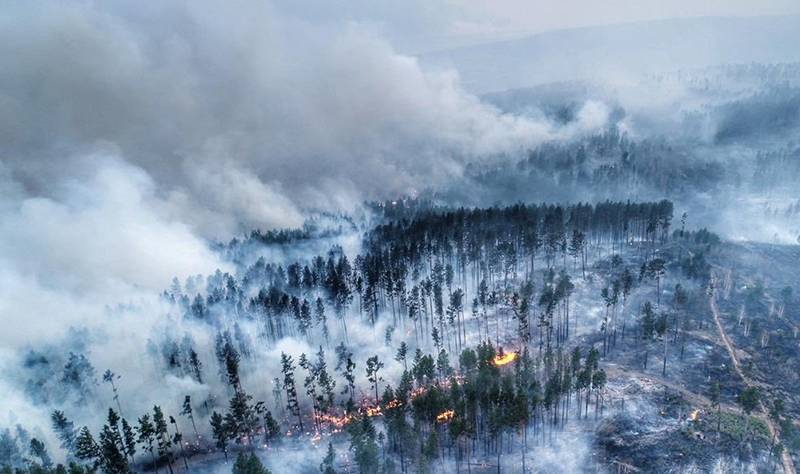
xmin=421 ymin=15 xmax=800 ymax=93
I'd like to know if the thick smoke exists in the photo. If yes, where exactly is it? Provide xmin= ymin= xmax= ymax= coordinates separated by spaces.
xmin=0 ymin=156 xmax=228 ymax=346
xmin=0 ymin=1 xmax=614 ymax=465
xmin=0 ymin=155 xmax=229 ymax=446
xmin=10 ymin=2 xmax=792 ymax=472
xmin=0 ymin=0 xmax=608 ymax=238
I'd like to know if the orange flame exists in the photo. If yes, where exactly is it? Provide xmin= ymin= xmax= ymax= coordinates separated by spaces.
xmin=385 ymin=399 xmax=403 ymax=409
xmin=410 ymin=387 xmax=426 ymax=398
xmin=436 ymin=409 xmax=455 ymax=423
xmin=493 ymin=351 xmax=517 ymax=366
xmin=688 ymin=409 xmax=700 ymax=422
xmin=314 ymin=399 xmax=400 ymax=430
xmin=312 ymin=376 xmax=466 ymax=430
xmin=315 ymin=412 xmax=355 ymax=429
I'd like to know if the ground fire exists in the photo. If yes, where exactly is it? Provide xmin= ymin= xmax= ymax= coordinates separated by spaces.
xmin=436 ymin=409 xmax=455 ymax=423
xmin=493 ymin=350 xmax=518 ymax=366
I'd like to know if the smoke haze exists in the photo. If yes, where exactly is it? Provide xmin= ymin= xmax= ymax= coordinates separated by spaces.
xmin=2 ymin=1 xmax=800 ymax=472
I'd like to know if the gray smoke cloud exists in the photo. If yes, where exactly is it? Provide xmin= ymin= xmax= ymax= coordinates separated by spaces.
xmin=0 ymin=2 xmax=613 ymax=462
xmin=0 ymin=0 xmax=609 ymax=240
xmin=0 ymin=0 xmax=611 ymax=409
xmin=3 ymin=2 xmax=800 ymax=472
xmin=0 ymin=154 xmax=231 ymax=442
xmin=0 ymin=0 xmax=619 ymax=360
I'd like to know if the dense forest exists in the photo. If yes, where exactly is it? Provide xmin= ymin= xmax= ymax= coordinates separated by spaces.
xmin=5 ymin=194 xmax=798 ymax=473
xmin=3 ymin=4 xmax=800 ymax=473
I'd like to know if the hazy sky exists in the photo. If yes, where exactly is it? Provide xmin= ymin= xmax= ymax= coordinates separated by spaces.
xmin=2 ymin=0 xmax=797 ymax=242
xmin=1 ymin=0 xmax=799 ymax=448
xmin=1 ymin=0 xmax=623 ymax=240
xmin=271 ymin=0 xmax=800 ymax=52
xmin=1 ymin=0 xmax=799 ymax=453
xmin=449 ymin=0 xmax=800 ymax=36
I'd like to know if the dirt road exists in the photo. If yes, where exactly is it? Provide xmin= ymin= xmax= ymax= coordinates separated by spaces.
xmin=709 ymin=274 xmax=796 ymax=474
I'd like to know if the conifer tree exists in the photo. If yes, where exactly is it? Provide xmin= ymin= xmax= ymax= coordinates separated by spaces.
xmin=180 ymin=395 xmax=199 ymax=438
xmin=152 ymin=406 xmax=174 ymax=474
xmin=28 ymin=438 xmax=52 ymax=470
xmin=232 ymin=451 xmax=272 ymax=474
xmin=280 ymin=352 xmax=304 ymax=431
xmin=137 ymin=414 xmax=158 ymax=470
xmin=50 ymin=411 xmax=78 ymax=459
xmin=210 ymin=412 xmax=229 ymax=461
xmin=365 ymin=356 xmax=384 ymax=401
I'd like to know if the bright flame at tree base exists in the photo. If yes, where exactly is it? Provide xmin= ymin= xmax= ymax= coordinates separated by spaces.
xmin=493 ymin=351 xmax=517 ymax=366
xmin=313 ymin=376 xmax=466 ymax=430
xmin=436 ymin=409 xmax=455 ymax=423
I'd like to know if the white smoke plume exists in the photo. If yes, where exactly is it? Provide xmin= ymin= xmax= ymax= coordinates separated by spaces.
xmin=0 ymin=0 xmax=610 ymax=238
xmin=0 ymin=0 xmax=616 ymax=467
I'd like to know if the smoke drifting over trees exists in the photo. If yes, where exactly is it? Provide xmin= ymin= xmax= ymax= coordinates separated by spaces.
xmin=2 ymin=1 xmax=800 ymax=473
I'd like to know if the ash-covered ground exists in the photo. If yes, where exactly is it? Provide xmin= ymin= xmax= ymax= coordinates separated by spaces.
xmin=3 ymin=3 xmax=800 ymax=474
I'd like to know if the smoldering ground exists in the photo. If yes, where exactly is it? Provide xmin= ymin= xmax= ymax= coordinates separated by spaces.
xmin=0 ymin=0 xmax=613 ymax=449
xmin=2 ymin=1 xmax=799 ymax=472
xmin=0 ymin=0 xmax=615 ymax=447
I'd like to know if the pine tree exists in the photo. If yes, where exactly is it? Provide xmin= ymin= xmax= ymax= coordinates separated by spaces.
xmin=299 ymin=299 xmax=313 ymax=337
xmin=365 ymin=356 xmax=384 ymax=402
xmin=737 ymin=387 xmax=760 ymax=445
xmin=436 ymin=350 xmax=452 ymax=380
xmin=281 ymin=352 xmax=304 ymax=431
xmin=137 ymin=414 xmax=158 ymax=471
xmin=102 ymin=370 xmax=123 ymax=417
xmin=226 ymin=390 xmax=259 ymax=446
xmin=169 ymin=416 xmax=189 ymax=471
xmin=316 ymin=347 xmax=336 ymax=416
xmin=152 ymin=406 xmax=174 ymax=474
xmin=104 ymin=408 xmax=124 ymax=459
xmin=28 ymin=438 xmax=52 ymax=470
xmin=120 ymin=418 xmax=136 ymax=464
xmin=223 ymin=342 xmax=242 ymax=393
xmin=188 ymin=347 xmax=204 ymax=384
xmin=640 ymin=301 xmax=656 ymax=369
xmin=315 ymin=297 xmax=329 ymax=345
xmin=180 ymin=395 xmax=199 ymax=439
xmin=348 ymin=416 xmax=379 ymax=474
xmin=645 ymin=258 xmax=666 ymax=305
xmin=61 ymin=353 xmax=96 ymax=404
xmin=254 ymin=403 xmax=281 ymax=445
xmin=98 ymin=422 xmax=129 ymax=473
xmin=232 ymin=451 xmax=272 ymax=474
xmin=50 ymin=410 xmax=78 ymax=459
xmin=592 ymin=369 xmax=607 ymax=418
xmin=569 ymin=229 xmax=586 ymax=278
xmin=74 ymin=427 xmax=101 ymax=469
xmin=300 ymin=353 xmax=320 ymax=429
xmin=335 ymin=343 xmax=356 ymax=407
xmin=395 ymin=342 xmax=408 ymax=372
xmin=210 ymin=411 xmax=229 ymax=461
